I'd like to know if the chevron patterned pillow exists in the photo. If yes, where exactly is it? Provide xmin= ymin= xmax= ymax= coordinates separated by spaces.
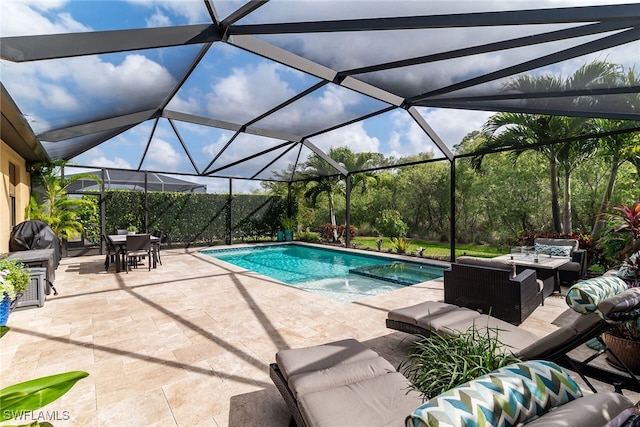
xmin=565 ymin=276 xmax=628 ymax=315
xmin=406 ymin=360 xmax=582 ymax=427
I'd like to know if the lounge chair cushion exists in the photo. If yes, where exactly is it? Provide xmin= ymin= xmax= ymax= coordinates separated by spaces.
xmin=517 ymin=312 xmax=602 ymax=359
xmin=407 ymin=360 xmax=582 ymax=427
xmin=387 ymin=300 xmax=464 ymax=326
xmin=430 ymin=313 xmax=538 ymax=354
xmin=525 ymin=392 xmax=635 ymax=427
xmin=287 ymin=356 xmax=395 ymax=397
xmin=298 ymin=371 xmax=424 ymax=427
xmin=275 ymin=338 xmax=379 ymax=383
xmin=565 ymin=276 xmax=628 ymax=314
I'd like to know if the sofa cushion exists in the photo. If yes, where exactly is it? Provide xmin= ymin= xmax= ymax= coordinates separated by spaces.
xmin=524 ymin=392 xmax=635 ymax=427
xmin=407 ymin=360 xmax=582 ymax=427
xmin=535 ymin=238 xmax=579 ymax=252
xmin=298 ymin=371 xmax=424 ymax=427
xmin=275 ymin=338 xmax=379 ymax=382
xmin=565 ymin=276 xmax=628 ymax=315
xmin=557 ymin=261 xmax=581 ymax=272
xmin=456 ymin=256 xmax=513 ymax=271
xmin=287 ymin=356 xmax=395 ymax=398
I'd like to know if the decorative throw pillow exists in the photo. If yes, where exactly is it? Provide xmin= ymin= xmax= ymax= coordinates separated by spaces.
xmin=565 ymin=276 xmax=629 ymax=315
xmin=407 ymin=360 xmax=582 ymax=427
xmin=534 ymin=243 xmax=572 ymax=257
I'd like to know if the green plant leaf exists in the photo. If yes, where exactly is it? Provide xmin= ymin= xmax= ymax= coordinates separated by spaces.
xmin=0 ymin=372 xmax=88 ymax=422
xmin=0 ymin=326 xmax=9 ymax=339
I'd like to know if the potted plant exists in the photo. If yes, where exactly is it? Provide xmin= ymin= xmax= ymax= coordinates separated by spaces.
xmin=0 ymin=259 xmax=31 ymax=326
xmin=398 ymin=326 xmax=520 ymax=399
xmin=598 ymin=200 xmax=640 ymax=373
xmin=127 ymin=225 xmax=139 ymax=235
xmin=281 ymin=217 xmax=296 ymax=241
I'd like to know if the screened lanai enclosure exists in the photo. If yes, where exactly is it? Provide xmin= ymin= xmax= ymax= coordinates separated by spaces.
xmin=1 ymin=1 xmax=640 ymax=255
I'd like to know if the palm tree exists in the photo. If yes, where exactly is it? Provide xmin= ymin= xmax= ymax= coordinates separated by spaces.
xmin=300 ymin=152 xmax=343 ymax=241
xmin=473 ymin=60 xmax=623 ymax=233
xmin=27 ymin=160 xmax=100 ymax=240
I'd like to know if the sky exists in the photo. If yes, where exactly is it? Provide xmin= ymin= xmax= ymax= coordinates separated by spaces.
xmin=1 ymin=0 xmax=638 ymax=192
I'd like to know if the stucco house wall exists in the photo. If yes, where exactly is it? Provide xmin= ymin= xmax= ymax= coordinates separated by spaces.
xmin=1 ymin=139 xmax=30 ymax=254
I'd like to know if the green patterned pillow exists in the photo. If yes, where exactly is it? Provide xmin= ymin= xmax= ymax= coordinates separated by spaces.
xmin=534 ymin=243 xmax=572 ymax=257
xmin=406 ymin=360 xmax=582 ymax=427
xmin=565 ymin=276 xmax=628 ymax=314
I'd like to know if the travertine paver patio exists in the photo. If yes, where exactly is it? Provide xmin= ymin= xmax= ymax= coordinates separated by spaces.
xmin=0 ymin=245 xmax=636 ymax=426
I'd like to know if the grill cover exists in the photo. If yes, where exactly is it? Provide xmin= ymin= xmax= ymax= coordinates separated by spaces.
xmin=9 ymin=220 xmax=61 ymax=269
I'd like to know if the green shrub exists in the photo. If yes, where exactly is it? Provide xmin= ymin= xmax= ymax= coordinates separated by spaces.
xmin=398 ymin=327 xmax=520 ymax=399
xmin=0 ymin=259 xmax=31 ymax=300
xmin=376 ymin=209 xmax=408 ymax=238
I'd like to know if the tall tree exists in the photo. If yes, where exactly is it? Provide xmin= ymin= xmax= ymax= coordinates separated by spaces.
xmin=473 ymin=60 xmax=622 ymax=233
xmin=300 ymin=151 xmax=344 ymax=241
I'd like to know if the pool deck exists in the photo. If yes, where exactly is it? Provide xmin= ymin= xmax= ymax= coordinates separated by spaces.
xmin=1 ymin=243 xmax=637 ymax=426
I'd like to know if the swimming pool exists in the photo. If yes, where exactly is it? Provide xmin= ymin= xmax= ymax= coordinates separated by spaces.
xmin=200 ymin=244 xmax=446 ymax=303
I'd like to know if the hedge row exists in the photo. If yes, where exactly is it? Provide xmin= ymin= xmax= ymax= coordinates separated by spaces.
xmin=104 ymin=191 xmax=295 ymax=246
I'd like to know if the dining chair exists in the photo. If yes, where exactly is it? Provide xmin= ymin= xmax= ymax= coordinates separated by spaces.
xmin=101 ymin=234 xmax=119 ymax=271
xmin=151 ymin=230 xmax=165 ymax=266
xmin=124 ymin=234 xmax=151 ymax=272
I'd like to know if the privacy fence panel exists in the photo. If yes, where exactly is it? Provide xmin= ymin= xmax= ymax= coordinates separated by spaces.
xmin=105 ymin=191 xmax=290 ymax=246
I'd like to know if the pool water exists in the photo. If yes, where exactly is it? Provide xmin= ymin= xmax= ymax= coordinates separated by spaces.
xmin=200 ymin=244 xmax=446 ymax=303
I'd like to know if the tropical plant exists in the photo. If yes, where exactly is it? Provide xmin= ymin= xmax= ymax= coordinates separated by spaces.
xmin=389 ymin=237 xmax=408 ymax=254
xmin=0 ymin=259 xmax=30 ymax=301
xmin=281 ymin=217 xmax=296 ymax=230
xmin=600 ymin=200 xmax=640 ymax=283
xmin=398 ymin=327 xmax=520 ymax=399
xmin=27 ymin=160 xmax=100 ymax=240
xmin=598 ymin=200 xmax=640 ymax=345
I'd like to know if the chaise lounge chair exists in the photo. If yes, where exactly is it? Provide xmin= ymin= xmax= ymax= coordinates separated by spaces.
xmin=386 ymin=275 xmax=640 ymax=394
xmin=269 ymin=277 xmax=640 ymax=426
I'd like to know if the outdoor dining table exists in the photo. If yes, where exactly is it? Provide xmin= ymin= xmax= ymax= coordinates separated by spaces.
xmin=108 ymin=234 xmax=161 ymax=273
xmin=493 ymin=252 xmax=571 ymax=296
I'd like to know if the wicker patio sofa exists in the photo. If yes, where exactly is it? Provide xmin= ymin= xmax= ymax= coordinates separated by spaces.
xmin=533 ymin=237 xmax=587 ymax=286
xmin=443 ymin=255 xmax=542 ymax=325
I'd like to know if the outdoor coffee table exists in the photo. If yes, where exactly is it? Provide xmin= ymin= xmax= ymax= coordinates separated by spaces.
xmin=493 ymin=253 xmax=571 ymax=296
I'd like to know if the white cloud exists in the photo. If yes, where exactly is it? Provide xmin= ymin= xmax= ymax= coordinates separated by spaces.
xmin=0 ymin=1 xmax=91 ymax=36
xmin=125 ymin=0 xmax=209 ymax=25
xmin=76 ymin=148 xmax=133 ymax=170
xmin=417 ymin=108 xmax=494 ymax=149
xmin=207 ymin=62 xmax=298 ymax=122
xmin=72 ymin=54 xmax=177 ymax=101
xmin=147 ymin=138 xmax=182 ymax=171
xmin=310 ymin=122 xmax=380 ymax=153
xmin=146 ymin=8 xmax=172 ymax=27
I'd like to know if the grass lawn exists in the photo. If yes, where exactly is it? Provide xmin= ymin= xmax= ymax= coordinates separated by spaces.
xmin=350 ymin=236 xmax=508 ymax=260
